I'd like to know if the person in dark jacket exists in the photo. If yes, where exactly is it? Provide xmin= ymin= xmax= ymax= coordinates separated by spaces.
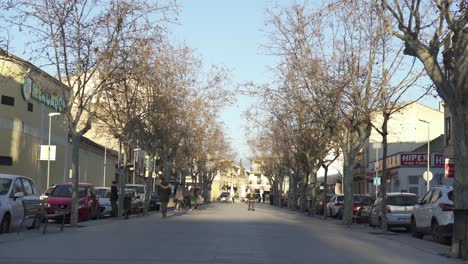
xmin=157 ymin=178 xmax=171 ymax=218
xmin=110 ymin=181 xmax=119 ymax=217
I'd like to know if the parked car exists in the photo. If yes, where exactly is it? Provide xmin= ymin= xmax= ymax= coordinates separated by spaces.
xmin=95 ymin=187 xmax=111 ymax=216
xmin=368 ymin=192 xmax=418 ymax=229
xmin=411 ymin=186 xmax=454 ymax=242
xmin=326 ymin=194 xmax=344 ymax=217
xmin=46 ymin=183 xmax=100 ymax=221
xmin=0 ymin=174 xmax=40 ymax=233
xmin=40 ymin=185 xmax=55 ymax=200
xmin=124 ymin=189 xmax=143 ymax=214
xmin=338 ymin=194 xmax=374 ymax=219
xmin=149 ymin=192 xmax=160 ymax=211
xmin=125 ymin=184 xmax=147 ymax=209
xmin=217 ymin=192 xmax=230 ymax=203
xmin=316 ymin=193 xmax=332 ymax=215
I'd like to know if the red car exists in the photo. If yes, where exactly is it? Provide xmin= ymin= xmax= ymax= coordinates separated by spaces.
xmin=46 ymin=183 xmax=100 ymax=221
xmin=337 ymin=195 xmax=374 ymax=219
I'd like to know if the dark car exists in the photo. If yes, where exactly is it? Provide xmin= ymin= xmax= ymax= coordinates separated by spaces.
xmin=337 ymin=195 xmax=374 ymax=220
xmin=217 ymin=192 xmax=230 ymax=202
xmin=149 ymin=192 xmax=160 ymax=211
xmin=316 ymin=193 xmax=332 ymax=215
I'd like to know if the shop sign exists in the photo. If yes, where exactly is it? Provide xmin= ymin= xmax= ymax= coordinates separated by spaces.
xmin=22 ymin=76 xmax=67 ymax=112
xmin=445 ymin=158 xmax=455 ymax=178
xmin=400 ymin=153 xmax=428 ymax=166
xmin=400 ymin=153 xmax=445 ymax=167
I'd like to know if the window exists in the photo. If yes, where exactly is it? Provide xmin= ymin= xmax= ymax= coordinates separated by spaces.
xmin=1 ymin=95 xmax=14 ymax=106
xmin=387 ymin=195 xmax=418 ymax=206
xmin=27 ymin=102 xmax=33 ymax=112
xmin=408 ymin=176 xmax=419 ymax=185
xmin=13 ymin=179 xmax=24 ymax=194
xmin=0 ymin=156 xmax=13 ymax=166
xmin=21 ymin=178 xmax=34 ymax=195
xmin=446 ymin=117 xmax=451 ymax=145
xmin=0 ymin=178 xmax=12 ymax=195
xmin=448 ymin=191 xmax=453 ymax=201
xmin=421 ymin=190 xmax=433 ymax=205
xmin=430 ymin=190 xmax=441 ymax=203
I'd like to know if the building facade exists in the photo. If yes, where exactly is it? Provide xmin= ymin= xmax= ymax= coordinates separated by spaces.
xmin=360 ymin=102 xmax=445 ymax=195
xmin=0 ymin=50 xmax=117 ymax=192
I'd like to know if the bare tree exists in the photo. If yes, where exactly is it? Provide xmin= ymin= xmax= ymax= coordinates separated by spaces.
xmin=373 ymin=0 xmax=467 ymax=257
xmin=2 ymin=0 xmax=177 ymax=226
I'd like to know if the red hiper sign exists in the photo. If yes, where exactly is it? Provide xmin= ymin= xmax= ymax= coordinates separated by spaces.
xmin=445 ymin=159 xmax=455 ymax=178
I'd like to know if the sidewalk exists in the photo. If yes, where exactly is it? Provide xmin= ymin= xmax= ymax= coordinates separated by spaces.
xmin=268 ymin=203 xmax=453 ymax=258
xmin=0 ymin=207 xmax=196 ymax=244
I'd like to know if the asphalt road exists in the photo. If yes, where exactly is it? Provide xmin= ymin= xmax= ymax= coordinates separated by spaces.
xmin=0 ymin=202 xmax=463 ymax=264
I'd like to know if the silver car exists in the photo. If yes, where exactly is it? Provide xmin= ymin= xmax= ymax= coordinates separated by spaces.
xmin=95 ymin=187 xmax=112 ymax=216
xmin=369 ymin=192 xmax=418 ymax=230
xmin=0 ymin=174 xmax=40 ymax=233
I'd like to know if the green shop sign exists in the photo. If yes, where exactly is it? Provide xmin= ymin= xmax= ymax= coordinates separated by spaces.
xmin=21 ymin=76 xmax=68 ymax=112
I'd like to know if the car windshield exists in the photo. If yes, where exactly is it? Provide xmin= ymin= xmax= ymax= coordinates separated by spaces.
xmin=95 ymin=189 xmax=109 ymax=197
xmin=336 ymin=196 xmax=344 ymax=202
xmin=448 ymin=191 xmax=453 ymax=201
xmin=51 ymin=185 xmax=87 ymax=198
xmin=387 ymin=195 xmax=418 ymax=206
xmin=44 ymin=187 xmax=54 ymax=195
xmin=127 ymin=186 xmax=144 ymax=193
xmin=0 ymin=178 xmax=12 ymax=195
xmin=354 ymin=196 xmax=373 ymax=205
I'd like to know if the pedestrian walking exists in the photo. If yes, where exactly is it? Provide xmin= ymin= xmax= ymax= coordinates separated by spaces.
xmin=190 ymin=188 xmax=197 ymax=210
xmin=110 ymin=180 xmax=119 ymax=217
xmin=247 ymin=190 xmax=255 ymax=211
xmin=183 ymin=185 xmax=190 ymax=210
xmin=157 ymin=178 xmax=171 ymax=218
xmin=175 ymin=184 xmax=184 ymax=210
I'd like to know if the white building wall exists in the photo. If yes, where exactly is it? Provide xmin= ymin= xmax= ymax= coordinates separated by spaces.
xmin=367 ymin=102 xmax=444 ymax=163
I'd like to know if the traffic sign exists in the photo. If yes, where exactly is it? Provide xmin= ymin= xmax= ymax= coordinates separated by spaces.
xmin=373 ymin=177 xmax=381 ymax=186
xmin=423 ymin=171 xmax=433 ymax=181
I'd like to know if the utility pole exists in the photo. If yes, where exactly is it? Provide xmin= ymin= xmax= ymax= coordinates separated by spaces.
xmin=47 ymin=112 xmax=60 ymax=189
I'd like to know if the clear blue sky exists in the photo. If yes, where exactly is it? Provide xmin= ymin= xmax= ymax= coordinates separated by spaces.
xmin=169 ymin=1 xmax=440 ymax=162
xmin=169 ymin=0 xmax=278 ymax=162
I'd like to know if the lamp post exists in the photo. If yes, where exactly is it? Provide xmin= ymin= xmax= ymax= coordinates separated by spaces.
xmin=47 ymin=112 xmax=60 ymax=189
xmin=133 ymin=148 xmax=141 ymax=184
xmin=419 ymin=119 xmax=431 ymax=192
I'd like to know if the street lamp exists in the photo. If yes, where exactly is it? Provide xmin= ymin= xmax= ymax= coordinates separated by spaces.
xmin=47 ymin=112 xmax=60 ymax=189
xmin=419 ymin=119 xmax=431 ymax=192
xmin=133 ymin=148 xmax=141 ymax=184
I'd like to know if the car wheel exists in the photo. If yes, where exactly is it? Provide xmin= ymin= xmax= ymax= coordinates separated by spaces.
xmin=431 ymin=219 xmax=442 ymax=243
xmin=28 ymin=215 xmax=41 ymax=230
xmin=0 ymin=214 xmax=10 ymax=234
xmin=411 ymin=217 xmax=424 ymax=239
xmin=337 ymin=209 xmax=343 ymax=220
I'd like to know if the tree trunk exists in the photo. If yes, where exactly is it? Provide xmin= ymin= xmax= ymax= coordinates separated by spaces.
xmin=323 ymin=165 xmax=329 ymax=219
xmin=342 ymin=141 xmax=356 ymax=226
xmin=379 ymin=116 xmax=389 ymax=233
xmin=143 ymin=153 xmax=155 ymax=215
xmin=117 ymin=139 xmax=124 ymax=218
xmin=450 ymin=104 xmax=468 ymax=258
xmin=70 ymin=133 xmax=81 ymax=227
xmin=289 ymin=168 xmax=298 ymax=210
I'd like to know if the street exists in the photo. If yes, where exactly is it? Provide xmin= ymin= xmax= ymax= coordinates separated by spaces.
xmin=0 ymin=203 xmax=462 ymax=264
